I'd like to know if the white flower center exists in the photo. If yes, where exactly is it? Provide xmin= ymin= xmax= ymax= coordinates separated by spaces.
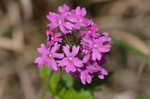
xmin=58 ymin=20 xmax=62 ymax=24
xmin=93 ymin=44 xmax=98 ymax=48
xmin=68 ymin=57 xmax=73 ymax=61
xmin=51 ymin=37 xmax=54 ymax=40
xmin=78 ymin=19 xmax=82 ymax=22
xmin=49 ymin=54 xmax=52 ymax=58
xmin=88 ymin=31 xmax=91 ymax=34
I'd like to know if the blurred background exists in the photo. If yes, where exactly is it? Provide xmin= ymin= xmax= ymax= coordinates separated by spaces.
xmin=0 ymin=0 xmax=150 ymax=99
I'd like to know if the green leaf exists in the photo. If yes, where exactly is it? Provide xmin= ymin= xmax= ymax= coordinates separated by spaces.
xmin=137 ymin=95 xmax=150 ymax=99
xmin=39 ymin=65 xmax=60 ymax=95
xmin=49 ymin=72 xmax=60 ymax=94
xmin=54 ymin=96 xmax=61 ymax=99
xmin=60 ymin=89 xmax=93 ymax=99
xmin=62 ymin=74 xmax=74 ymax=88
xmin=39 ymin=65 xmax=51 ymax=86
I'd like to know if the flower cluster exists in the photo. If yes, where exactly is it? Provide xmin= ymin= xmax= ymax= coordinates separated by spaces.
xmin=35 ymin=4 xmax=111 ymax=84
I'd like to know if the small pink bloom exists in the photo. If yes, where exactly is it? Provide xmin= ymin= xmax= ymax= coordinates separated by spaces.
xmin=46 ymin=31 xmax=62 ymax=45
xmin=58 ymin=4 xmax=70 ymax=13
xmin=58 ymin=45 xmax=83 ymax=73
xmin=34 ymin=43 xmax=64 ymax=70
xmin=47 ymin=12 xmax=74 ymax=33
xmin=80 ymin=70 xmax=92 ymax=84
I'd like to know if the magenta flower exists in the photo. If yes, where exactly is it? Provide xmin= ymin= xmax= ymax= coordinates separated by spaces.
xmin=58 ymin=4 xmax=70 ymax=13
xmin=80 ymin=70 xmax=92 ymax=84
xmin=58 ymin=45 xmax=83 ymax=73
xmin=89 ymin=24 xmax=99 ymax=33
xmin=35 ymin=4 xmax=112 ymax=85
xmin=67 ymin=6 xmax=92 ymax=29
xmin=34 ymin=43 xmax=64 ymax=70
xmin=91 ymin=38 xmax=111 ymax=60
xmin=86 ymin=63 xmax=108 ymax=79
xmin=81 ymin=33 xmax=111 ymax=61
xmin=79 ymin=63 xmax=108 ymax=84
xmin=87 ymin=64 xmax=108 ymax=77
xmin=47 ymin=12 xmax=74 ymax=33
xmin=46 ymin=31 xmax=62 ymax=45
xmin=80 ymin=24 xmax=100 ymax=38
xmin=34 ymin=44 xmax=49 ymax=67
xmin=98 ymin=67 xmax=108 ymax=79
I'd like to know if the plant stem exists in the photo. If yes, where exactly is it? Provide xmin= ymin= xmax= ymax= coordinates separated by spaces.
xmin=39 ymin=71 xmax=54 ymax=99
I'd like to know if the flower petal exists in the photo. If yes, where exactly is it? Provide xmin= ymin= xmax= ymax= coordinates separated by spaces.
xmin=34 ymin=57 xmax=46 ymax=67
xmin=51 ymin=43 xmax=60 ymax=53
xmin=92 ymin=49 xmax=102 ymax=61
xmin=59 ymin=25 xmax=67 ymax=33
xmin=57 ymin=58 xmax=68 ymax=67
xmin=48 ymin=23 xmax=58 ymax=29
xmin=82 ymin=54 xmax=90 ymax=63
xmin=81 ymin=8 xmax=87 ymax=16
xmin=37 ymin=44 xmax=48 ymax=55
xmin=58 ymin=4 xmax=70 ymax=13
xmin=71 ymin=46 xmax=79 ymax=56
xmin=65 ymin=64 xmax=76 ymax=73
xmin=64 ymin=22 xmax=74 ymax=30
xmin=74 ymin=58 xmax=83 ymax=67
xmin=80 ymin=71 xmax=91 ymax=84
xmin=47 ymin=59 xmax=58 ymax=71
xmin=98 ymin=45 xmax=111 ymax=53
xmin=63 ymin=45 xmax=70 ymax=56
xmin=53 ymin=53 xmax=64 ymax=58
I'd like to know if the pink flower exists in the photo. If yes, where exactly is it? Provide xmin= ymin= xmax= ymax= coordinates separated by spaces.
xmin=87 ymin=63 xmax=108 ymax=79
xmin=35 ymin=4 xmax=112 ymax=84
xmin=79 ymin=63 xmax=108 ymax=84
xmin=46 ymin=31 xmax=62 ymax=45
xmin=34 ymin=44 xmax=49 ymax=67
xmin=98 ymin=67 xmax=108 ymax=79
xmin=58 ymin=45 xmax=83 ymax=73
xmin=67 ymin=6 xmax=92 ymax=29
xmin=80 ymin=24 xmax=100 ymax=38
xmin=47 ymin=12 xmax=74 ymax=33
xmin=34 ymin=43 xmax=64 ymax=70
xmin=80 ymin=70 xmax=92 ymax=84
xmin=81 ymin=33 xmax=111 ymax=61
xmin=58 ymin=4 xmax=70 ymax=13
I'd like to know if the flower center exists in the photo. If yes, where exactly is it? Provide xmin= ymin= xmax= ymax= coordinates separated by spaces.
xmin=49 ymin=54 xmax=52 ymax=58
xmin=51 ymin=37 xmax=54 ymax=40
xmin=93 ymin=44 xmax=98 ymax=48
xmin=68 ymin=57 xmax=73 ymax=61
xmin=78 ymin=19 xmax=82 ymax=22
xmin=88 ymin=31 xmax=91 ymax=34
xmin=58 ymin=20 xmax=62 ymax=24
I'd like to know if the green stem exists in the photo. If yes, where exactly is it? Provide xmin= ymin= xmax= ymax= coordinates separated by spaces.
xmin=39 ymin=71 xmax=54 ymax=99
xmin=64 ymin=35 xmax=72 ymax=45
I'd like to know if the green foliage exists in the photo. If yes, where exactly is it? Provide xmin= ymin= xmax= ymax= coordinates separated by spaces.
xmin=39 ymin=65 xmax=51 ymax=87
xmin=137 ymin=95 xmax=150 ymax=99
xmin=49 ymin=72 xmax=60 ymax=94
xmin=62 ymin=74 xmax=74 ymax=88
xmin=39 ymin=65 xmax=60 ymax=95
xmin=39 ymin=66 xmax=94 ymax=99
xmin=59 ymin=89 xmax=93 ymax=99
